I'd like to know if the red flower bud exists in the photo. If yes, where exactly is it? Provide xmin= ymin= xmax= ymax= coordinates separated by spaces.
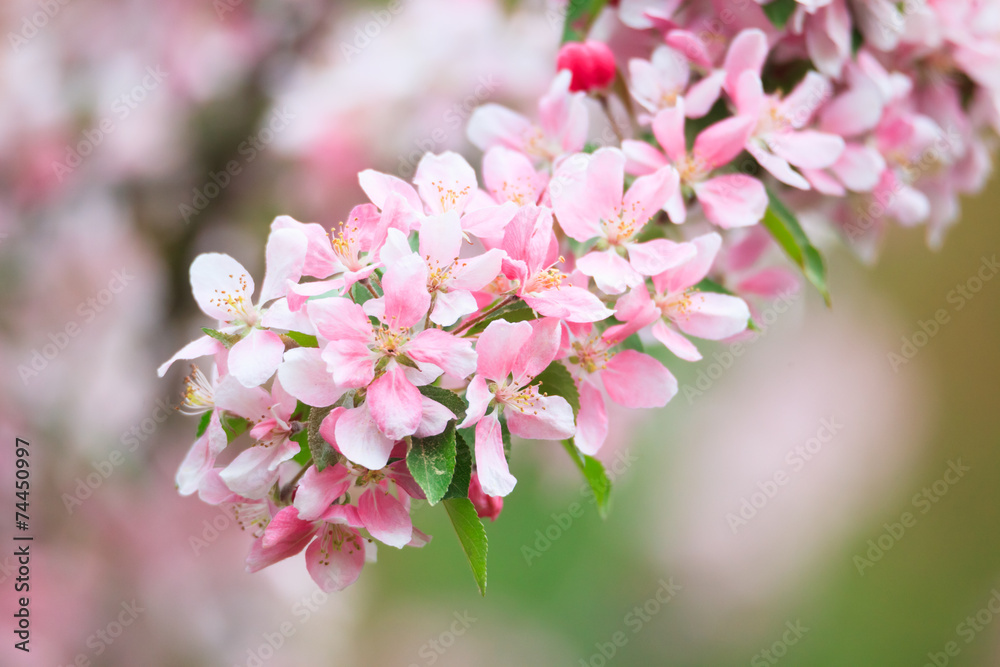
xmin=556 ymin=40 xmax=617 ymax=92
xmin=468 ymin=472 xmax=504 ymax=521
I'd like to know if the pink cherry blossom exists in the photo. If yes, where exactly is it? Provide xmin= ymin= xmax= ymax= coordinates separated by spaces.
xmin=467 ymin=70 xmax=588 ymax=165
xmin=612 ymin=233 xmax=751 ymax=362
xmin=158 ymin=225 xmax=308 ymax=387
xmin=458 ymin=318 xmax=576 ymax=497
xmin=498 ymin=205 xmax=614 ymax=322
xmin=622 ymin=102 xmax=767 ymax=228
xmin=551 ymin=146 xmax=696 ymax=294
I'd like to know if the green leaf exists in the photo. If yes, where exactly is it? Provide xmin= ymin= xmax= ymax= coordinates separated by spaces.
xmin=762 ymin=189 xmax=831 ymax=306
xmin=464 ymin=300 xmax=536 ymax=336
xmin=408 ymin=423 xmax=458 ymax=506
xmin=443 ymin=430 xmax=473 ymax=500
xmin=762 ymin=0 xmax=797 ymax=29
xmin=307 ymin=396 xmax=351 ymax=471
xmin=443 ymin=498 xmax=488 ymax=596
xmin=290 ymin=429 xmax=311 ymax=466
xmin=531 ymin=361 xmax=581 ymax=417
xmin=418 ymin=385 xmax=468 ymax=423
xmin=562 ymin=440 xmax=612 ymax=519
xmin=351 ymin=281 xmax=376 ymax=305
xmin=221 ymin=415 xmax=248 ymax=443
xmin=285 ymin=331 xmax=318 ymax=348
xmin=693 ymin=277 xmax=734 ymax=295
xmin=195 ymin=411 xmax=211 ymax=437
xmin=561 ymin=0 xmax=608 ymax=43
xmin=618 ymin=332 xmax=645 ymax=354
xmin=202 ymin=327 xmax=241 ymax=349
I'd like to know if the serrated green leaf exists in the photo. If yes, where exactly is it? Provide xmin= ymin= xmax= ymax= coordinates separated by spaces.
xmin=443 ymin=497 xmax=488 ymax=596
xmin=531 ymin=361 xmax=581 ymax=417
xmin=408 ymin=423 xmax=458 ymax=506
xmin=202 ymin=327 xmax=241 ymax=348
xmin=762 ymin=0 xmax=797 ymax=29
xmin=195 ymin=411 xmax=211 ymax=437
xmin=443 ymin=430 xmax=473 ymax=500
xmin=286 ymin=331 xmax=318 ymax=348
xmin=463 ymin=299 xmax=536 ymax=336
xmin=762 ymin=189 xmax=831 ymax=306
xmin=562 ymin=440 xmax=612 ymax=519
xmin=418 ymin=385 xmax=469 ymax=423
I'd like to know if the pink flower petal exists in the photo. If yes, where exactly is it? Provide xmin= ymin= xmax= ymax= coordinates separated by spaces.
xmin=576 ymin=249 xmax=643 ymax=295
xmin=505 ymin=393 xmax=576 ymax=440
xmin=524 ymin=286 xmax=615 ymax=323
xmin=190 ymin=253 xmax=255 ymax=322
xmin=694 ymin=115 xmax=755 ymax=169
xmin=334 ymin=405 xmax=396 ymax=470
xmin=675 ymin=292 xmax=751 ymax=340
xmin=175 ymin=411 xmax=227 ymax=496
xmin=305 ymin=525 xmax=366 ymax=591
xmin=512 ymin=317 xmax=562 ymax=384
xmin=475 ymin=320 xmax=534 ymax=383
xmin=574 ymin=381 xmax=608 ymax=456
xmin=457 ymin=374 xmax=492 ymax=429
xmin=293 ymin=465 xmax=352 ymax=521
xmin=769 ymin=130 xmax=845 ymax=170
xmin=278 ymin=348 xmax=344 ymax=407
xmin=602 ymin=350 xmax=678 ymax=408
xmin=694 ymin=174 xmax=768 ymax=228
xmin=307 ymin=297 xmax=373 ymax=343
xmin=654 ymin=232 xmax=722 ymax=295
xmin=382 ymin=254 xmax=431 ymax=330
xmin=652 ymin=320 xmax=702 ymax=362
xmin=358 ymin=488 xmax=413 ymax=548
xmin=259 ymin=228 xmax=308 ymax=305
xmin=414 ymin=151 xmax=478 ymax=215
xmin=406 ymin=329 xmax=477 ymax=380
xmin=229 ymin=329 xmax=284 ymax=388
xmin=157 ymin=335 xmax=222 ymax=377
xmin=626 ymin=239 xmax=697 ymax=276
xmin=473 ymin=413 xmax=517 ymax=497
xmin=368 ymin=366 xmax=422 ymax=440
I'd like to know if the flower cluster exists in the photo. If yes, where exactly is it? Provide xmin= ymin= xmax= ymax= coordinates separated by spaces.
xmin=161 ymin=0 xmax=999 ymax=593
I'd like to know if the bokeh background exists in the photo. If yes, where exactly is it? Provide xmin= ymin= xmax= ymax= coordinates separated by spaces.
xmin=2 ymin=0 xmax=999 ymax=665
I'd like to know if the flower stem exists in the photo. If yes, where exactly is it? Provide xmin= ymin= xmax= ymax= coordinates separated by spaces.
xmin=453 ymin=295 xmax=518 ymax=336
